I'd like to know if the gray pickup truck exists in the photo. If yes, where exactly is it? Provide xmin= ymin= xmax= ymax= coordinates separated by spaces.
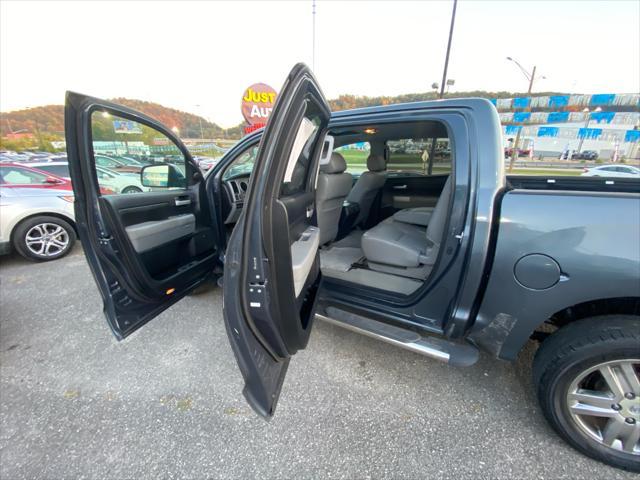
xmin=65 ymin=64 xmax=640 ymax=471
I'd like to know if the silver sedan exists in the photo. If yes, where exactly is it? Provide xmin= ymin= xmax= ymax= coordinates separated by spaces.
xmin=0 ymin=187 xmax=77 ymax=261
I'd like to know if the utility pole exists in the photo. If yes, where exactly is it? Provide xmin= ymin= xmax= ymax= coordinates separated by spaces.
xmin=428 ymin=0 xmax=458 ymax=175
xmin=506 ymin=57 xmax=538 ymax=173
xmin=439 ymin=0 xmax=458 ymax=99
xmin=509 ymin=65 xmax=535 ymax=172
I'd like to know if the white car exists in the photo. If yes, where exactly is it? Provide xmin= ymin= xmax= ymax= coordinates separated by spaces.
xmin=29 ymin=161 xmax=149 ymax=194
xmin=193 ymin=156 xmax=220 ymax=173
xmin=0 ymin=187 xmax=76 ymax=261
xmin=95 ymin=166 xmax=150 ymax=194
xmin=581 ymin=164 xmax=640 ymax=178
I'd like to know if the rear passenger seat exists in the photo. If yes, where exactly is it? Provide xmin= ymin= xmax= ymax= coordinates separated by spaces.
xmin=361 ymin=177 xmax=451 ymax=280
xmin=392 ymin=206 xmax=434 ymax=227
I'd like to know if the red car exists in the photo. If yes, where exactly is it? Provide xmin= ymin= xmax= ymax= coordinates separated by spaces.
xmin=504 ymin=147 xmax=531 ymax=158
xmin=0 ymin=163 xmax=114 ymax=194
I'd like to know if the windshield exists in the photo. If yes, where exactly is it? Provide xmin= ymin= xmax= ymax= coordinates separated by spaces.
xmin=223 ymin=145 xmax=259 ymax=181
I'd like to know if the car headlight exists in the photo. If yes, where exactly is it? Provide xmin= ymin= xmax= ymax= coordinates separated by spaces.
xmin=59 ymin=195 xmax=75 ymax=203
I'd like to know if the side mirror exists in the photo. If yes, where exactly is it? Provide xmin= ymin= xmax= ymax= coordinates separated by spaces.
xmin=140 ymin=164 xmax=185 ymax=188
xmin=44 ymin=176 xmax=61 ymax=184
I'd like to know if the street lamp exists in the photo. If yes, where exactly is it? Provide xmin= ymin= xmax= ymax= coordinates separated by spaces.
xmin=446 ymin=79 xmax=455 ymax=94
xmin=576 ymin=106 xmax=602 ymax=154
xmin=195 ymin=104 xmax=205 ymax=140
xmin=505 ymin=57 xmax=547 ymax=172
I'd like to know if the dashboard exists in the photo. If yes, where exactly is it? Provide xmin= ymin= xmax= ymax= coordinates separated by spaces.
xmin=222 ymin=175 xmax=250 ymax=224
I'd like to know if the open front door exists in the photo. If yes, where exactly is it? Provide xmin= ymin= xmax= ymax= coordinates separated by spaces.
xmin=65 ymin=93 xmax=220 ymax=339
xmin=223 ymin=64 xmax=331 ymax=417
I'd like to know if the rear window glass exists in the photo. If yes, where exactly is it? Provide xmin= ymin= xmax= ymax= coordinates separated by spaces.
xmin=0 ymin=166 xmax=48 ymax=184
xmin=387 ymin=138 xmax=452 ymax=176
xmin=334 ymin=142 xmax=370 ymax=174
xmin=38 ymin=165 xmax=69 ymax=177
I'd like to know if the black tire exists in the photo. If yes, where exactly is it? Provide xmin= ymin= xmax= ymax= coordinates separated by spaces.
xmin=13 ymin=215 xmax=77 ymax=262
xmin=533 ymin=315 xmax=640 ymax=472
xmin=122 ymin=186 xmax=142 ymax=194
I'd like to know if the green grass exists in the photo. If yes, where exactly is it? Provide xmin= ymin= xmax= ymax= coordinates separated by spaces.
xmin=338 ymin=149 xmax=369 ymax=164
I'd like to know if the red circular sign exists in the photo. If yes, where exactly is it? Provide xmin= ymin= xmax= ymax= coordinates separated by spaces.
xmin=241 ymin=83 xmax=277 ymax=125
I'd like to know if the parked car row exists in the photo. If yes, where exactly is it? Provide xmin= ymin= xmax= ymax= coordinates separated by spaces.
xmin=1 ymin=149 xmax=220 ymax=173
xmin=0 ymin=146 xmax=221 ymax=262
xmin=559 ymin=150 xmax=599 ymax=160
xmin=0 ymin=149 xmax=68 ymax=163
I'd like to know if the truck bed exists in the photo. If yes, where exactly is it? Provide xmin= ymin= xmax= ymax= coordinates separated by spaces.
xmin=506 ymin=175 xmax=640 ymax=194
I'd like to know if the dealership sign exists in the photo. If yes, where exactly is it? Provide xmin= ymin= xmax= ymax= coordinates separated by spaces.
xmin=113 ymin=119 xmax=142 ymax=134
xmin=241 ymin=83 xmax=277 ymax=133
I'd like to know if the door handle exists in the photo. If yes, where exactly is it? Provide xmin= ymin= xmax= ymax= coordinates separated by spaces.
xmin=175 ymin=197 xmax=191 ymax=206
xmin=393 ymin=185 xmax=408 ymax=190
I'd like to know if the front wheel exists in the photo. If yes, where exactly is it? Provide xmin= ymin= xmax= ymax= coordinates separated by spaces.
xmin=533 ymin=316 xmax=640 ymax=472
xmin=13 ymin=215 xmax=77 ymax=262
xmin=122 ymin=186 xmax=142 ymax=194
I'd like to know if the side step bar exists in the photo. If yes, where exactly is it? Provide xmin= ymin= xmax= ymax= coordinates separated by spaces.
xmin=316 ymin=308 xmax=479 ymax=367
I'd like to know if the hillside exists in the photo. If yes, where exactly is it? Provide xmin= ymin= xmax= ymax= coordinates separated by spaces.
xmin=1 ymin=89 xmax=565 ymax=151
xmin=0 ymin=100 xmax=238 ymax=141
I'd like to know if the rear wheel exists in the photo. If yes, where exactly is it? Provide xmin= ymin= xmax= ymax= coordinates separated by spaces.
xmin=533 ymin=316 xmax=640 ymax=472
xmin=122 ymin=186 xmax=142 ymax=194
xmin=13 ymin=215 xmax=76 ymax=262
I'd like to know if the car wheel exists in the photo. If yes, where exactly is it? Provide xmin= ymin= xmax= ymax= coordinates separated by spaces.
xmin=533 ymin=315 xmax=640 ymax=472
xmin=13 ymin=215 xmax=77 ymax=262
xmin=122 ymin=186 xmax=142 ymax=194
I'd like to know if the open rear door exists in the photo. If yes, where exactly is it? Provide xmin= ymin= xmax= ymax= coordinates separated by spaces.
xmin=223 ymin=64 xmax=331 ymax=417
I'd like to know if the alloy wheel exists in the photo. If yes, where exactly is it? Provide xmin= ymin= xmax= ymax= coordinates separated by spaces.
xmin=25 ymin=222 xmax=70 ymax=257
xmin=566 ymin=359 xmax=640 ymax=455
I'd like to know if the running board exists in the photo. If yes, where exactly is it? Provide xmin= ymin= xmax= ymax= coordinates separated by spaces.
xmin=316 ymin=308 xmax=479 ymax=367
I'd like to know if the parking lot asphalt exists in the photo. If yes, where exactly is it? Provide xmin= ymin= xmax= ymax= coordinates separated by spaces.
xmin=0 ymin=246 xmax=636 ymax=480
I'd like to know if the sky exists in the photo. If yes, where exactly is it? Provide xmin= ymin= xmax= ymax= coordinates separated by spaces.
xmin=1 ymin=0 xmax=639 ymax=127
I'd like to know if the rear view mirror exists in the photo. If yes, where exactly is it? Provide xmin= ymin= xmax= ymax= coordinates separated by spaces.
xmin=140 ymin=164 xmax=185 ymax=188
xmin=44 ymin=176 xmax=61 ymax=184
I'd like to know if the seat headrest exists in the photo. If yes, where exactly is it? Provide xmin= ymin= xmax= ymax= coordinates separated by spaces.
xmin=367 ymin=154 xmax=386 ymax=172
xmin=321 ymin=152 xmax=347 ymax=174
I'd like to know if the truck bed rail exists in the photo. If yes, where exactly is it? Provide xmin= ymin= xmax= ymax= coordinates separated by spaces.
xmin=506 ymin=175 xmax=640 ymax=194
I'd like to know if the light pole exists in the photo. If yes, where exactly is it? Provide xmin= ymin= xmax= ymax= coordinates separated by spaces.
xmin=439 ymin=0 xmax=458 ymax=99
xmin=506 ymin=57 xmax=545 ymax=172
xmin=576 ymin=106 xmax=602 ymax=155
xmin=195 ymin=104 xmax=205 ymax=140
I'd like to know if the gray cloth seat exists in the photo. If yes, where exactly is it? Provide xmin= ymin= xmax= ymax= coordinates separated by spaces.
xmin=316 ymin=152 xmax=353 ymax=245
xmin=345 ymin=154 xmax=386 ymax=227
xmin=361 ymin=176 xmax=452 ymax=279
